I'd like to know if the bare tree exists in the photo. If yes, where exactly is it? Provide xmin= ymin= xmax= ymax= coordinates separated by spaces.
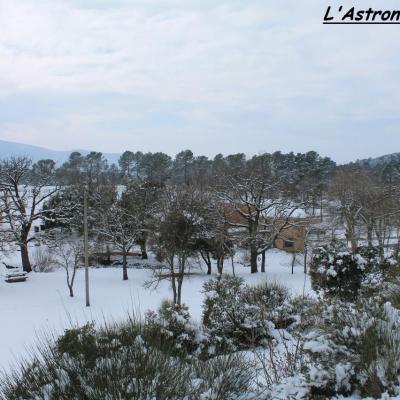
xmin=0 ymin=157 xmax=59 ymax=272
xmin=218 ymin=155 xmax=301 ymax=273
xmin=53 ymin=238 xmax=83 ymax=297
xmin=329 ymin=168 xmax=400 ymax=256
xmin=328 ymin=169 xmax=363 ymax=253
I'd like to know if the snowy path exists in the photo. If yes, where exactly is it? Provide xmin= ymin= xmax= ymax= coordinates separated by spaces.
xmin=0 ymin=250 xmax=311 ymax=372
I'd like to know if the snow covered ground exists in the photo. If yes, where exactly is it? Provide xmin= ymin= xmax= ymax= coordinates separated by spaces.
xmin=0 ymin=249 xmax=311 ymax=372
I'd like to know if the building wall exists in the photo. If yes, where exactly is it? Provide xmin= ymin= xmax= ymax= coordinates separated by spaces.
xmin=224 ymin=204 xmax=311 ymax=253
xmin=274 ymin=226 xmax=306 ymax=252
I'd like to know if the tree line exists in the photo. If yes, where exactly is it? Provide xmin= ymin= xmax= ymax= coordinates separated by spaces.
xmin=0 ymin=148 xmax=399 ymax=304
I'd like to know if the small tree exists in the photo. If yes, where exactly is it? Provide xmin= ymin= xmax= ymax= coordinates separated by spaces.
xmin=99 ymin=198 xmax=138 ymax=281
xmin=152 ymin=186 xmax=208 ymax=305
xmin=119 ymin=181 xmax=161 ymax=259
xmin=194 ymin=198 xmax=234 ymax=275
xmin=53 ymin=239 xmax=83 ymax=297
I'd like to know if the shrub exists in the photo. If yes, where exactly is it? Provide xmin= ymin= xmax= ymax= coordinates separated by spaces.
xmin=33 ymin=247 xmax=56 ymax=272
xmin=145 ymin=300 xmax=201 ymax=356
xmin=202 ymin=275 xmax=295 ymax=352
xmin=311 ymin=243 xmax=400 ymax=302
xmin=193 ymin=353 xmax=256 ymax=399
xmin=310 ymin=241 xmax=366 ymax=300
xmin=242 ymin=281 xmax=295 ymax=329
xmin=359 ymin=257 xmax=400 ymax=307
xmin=0 ymin=317 xmax=255 ymax=400
xmin=303 ymin=298 xmax=400 ymax=398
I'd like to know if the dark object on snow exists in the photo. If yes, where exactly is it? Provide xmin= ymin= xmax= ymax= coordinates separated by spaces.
xmin=2 ymin=262 xmax=18 ymax=270
xmin=5 ymin=271 xmax=28 ymax=283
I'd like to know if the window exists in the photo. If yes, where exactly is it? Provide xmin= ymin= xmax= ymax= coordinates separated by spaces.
xmin=283 ymin=238 xmax=295 ymax=248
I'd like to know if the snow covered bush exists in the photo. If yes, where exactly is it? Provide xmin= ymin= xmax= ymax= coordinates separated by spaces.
xmin=202 ymin=275 xmax=296 ymax=352
xmin=242 ymin=281 xmax=296 ymax=329
xmin=193 ymin=353 xmax=256 ymax=400
xmin=310 ymin=241 xmax=366 ymax=300
xmin=311 ymin=242 xmax=400 ymax=302
xmin=0 ymin=317 xmax=256 ymax=400
xmin=145 ymin=300 xmax=201 ymax=356
xmin=359 ymin=255 xmax=400 ymax=307
xmin=303 ymin=298 xmax=400 ymax=398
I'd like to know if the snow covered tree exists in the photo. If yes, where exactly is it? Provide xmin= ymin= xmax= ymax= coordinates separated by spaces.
xmin=329 ymin=168 xmax=399 ymax=256
xmin=194 ymin=197 xmax=233 ymax=275
xmin=151 ymin=186 xmax=210 ymax=305
xmin=0 ymin=157 xmax=59 ymax=272
xmin=218 ymin=154 xmax=301 ymax=273
xmin=119 ymin=181 xmax=162 ymax=259
xmin=98 ymin=197 xmax=139 ymax=280
xmin=328 ymin=168 xmax=364 ymax=253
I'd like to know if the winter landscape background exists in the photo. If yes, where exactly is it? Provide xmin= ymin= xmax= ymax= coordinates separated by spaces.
xmin=1 ymin=0 xmax=400 ymax=398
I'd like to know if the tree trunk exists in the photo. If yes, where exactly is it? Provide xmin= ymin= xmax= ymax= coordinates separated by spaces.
xmin=304 ymin=245 xmax=308 ymax=274
xmin=106 ymin=245 xmax=111 ymax=264
xmin=367 ymin=221 xmax=373 ymax=248
xmin=177 ymin=277 xmax=183 ymax=305
xmin=122 ymin=249 xmax=128 ymax=280
xmin=231 ymin=256 xmax=236 ymax=277
xmin=250 ymin=246 xmax=258 ymax=273
xmin=20 ymin=243 xmax=32 ymax=273
xmin=68 ymin=267 xmax=77 ymax=298
xmin=172 ymin=276 xmax=177 ymax=304
xmin=261 ymin=250 xmax=266 ymax=273
xmin=291 ymin=252 xmax=296 ymax=274
xmin=140 ymin=238 xmax=148 ymax=260
xmin=320 ymin=193 xmax=323 ymax=223
xmin=346 ymin=226 xmax=358 ymax=254
xmin=217 ymin=257 xmax=224 ymax=274
xmin=177 ymin=256 xmax=184 ymax=305
xmin=169 ymin=255 xmax=177 ymax=304
xmin=200 ymin=251 xmax=212 ymax=275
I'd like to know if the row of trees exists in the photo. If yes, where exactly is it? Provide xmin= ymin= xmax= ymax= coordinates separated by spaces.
xmin=0 ymin=150 xmax=333 ymax=271
xmin=57 ymin=149 xmax=334 ymax=191
xmin=1 ymin=149 xmax=399 ymax=305
xmin=329 ymin=167 xmax=400 ymax=258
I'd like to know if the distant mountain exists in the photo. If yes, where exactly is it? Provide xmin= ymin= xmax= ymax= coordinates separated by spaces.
xmin=356 ymin=152 xmax=400 ymax=167
xmin=0 ymin=140 xmax=121 ymax=165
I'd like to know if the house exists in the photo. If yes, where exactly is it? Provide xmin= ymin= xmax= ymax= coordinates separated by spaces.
xmin=224 ymin=204 xmax=322 ymax=253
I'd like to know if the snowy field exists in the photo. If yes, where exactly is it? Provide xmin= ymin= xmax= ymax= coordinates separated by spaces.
xmin=0 ymin=249 xmax=311 ymax=373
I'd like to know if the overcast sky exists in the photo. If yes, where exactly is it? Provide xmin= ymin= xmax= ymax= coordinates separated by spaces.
xmin=0 ymin=0 xmax=399 ymax=163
